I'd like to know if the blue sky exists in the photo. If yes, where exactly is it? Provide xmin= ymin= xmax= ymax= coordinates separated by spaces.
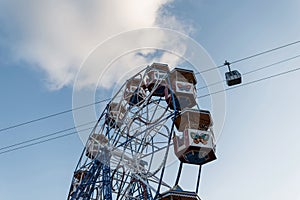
xmin=1 ymin=0 xmax=300 ymax=200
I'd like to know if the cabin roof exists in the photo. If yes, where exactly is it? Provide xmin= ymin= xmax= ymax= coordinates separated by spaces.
xmin=171 ymin=68 xmax=197 ymax=85
xmin=149 ymin=63 xmax=170 ymax=72
xmin=174 ymin=108 xmax=212 ymax=132
xmin=159 ymin=185 xmax=201 ymax=200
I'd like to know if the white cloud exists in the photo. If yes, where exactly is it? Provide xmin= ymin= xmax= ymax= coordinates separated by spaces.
xmin=1 ymin=0 xmax=192 ymax=90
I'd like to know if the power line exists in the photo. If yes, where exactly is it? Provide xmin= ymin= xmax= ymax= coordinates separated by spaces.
xmin=243 ymin=54 xmax=300 ymax=75
xmin=1 ymin=40 xmax=299 ymax=134
xmin=0 ymin=132 xmax=76 ymax=155
xmin=197 ymin=66 xmax=300 ymax=99
xmin=230 ymin=41 xmax=300 ymax=64
xmin=195 ymin=40 xmax=300 ymax=74
xmin=0 ymin=98 xmax=110 ymax=133
xmin=197 ymin=54 xmax=300 ymax=91
xmin=1 ymin=66 xmax=300 ymax=155
xmin=0 ymin=121 xmax=96 ymax=151
xmin=0 ymin=126 xmax=96 ymax=155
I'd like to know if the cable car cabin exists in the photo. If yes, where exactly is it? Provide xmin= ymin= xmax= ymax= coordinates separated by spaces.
xmin=124 ymin=77 xmax=146 ymax=106
xmin=173 ymin=109 xmax=216 ymax=165
xmin=144 ymin=63 xmax=170 ymax=97
xmin=85 ymin=134 xmax=108 ymax=160
xmin=167 ymin=68 xmax=197 ymax=111
xmin=105 ymin=102 xmax=126 ymax=128
xmin=158 ymin=185 xmax=201 ymax=200
xmin=225 ymin=70 xmax=242 ymax=86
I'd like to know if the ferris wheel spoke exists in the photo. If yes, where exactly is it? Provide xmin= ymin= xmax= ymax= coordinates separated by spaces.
xmin=146 ymin=174 xmax=173 ymax=191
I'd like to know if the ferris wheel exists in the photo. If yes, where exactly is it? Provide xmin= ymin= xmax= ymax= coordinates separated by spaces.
xmin=67 ymin=63 xmax=217 ymax=200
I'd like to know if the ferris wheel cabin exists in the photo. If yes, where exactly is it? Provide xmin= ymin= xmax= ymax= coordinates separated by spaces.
xmin=85 ymin=134 xmax=108 ymax=160
xmin=167 ymin=68 xmax=197 ymax=111
xmin=173 ymin=109 xmax=216 ymax=165
xmin=68 ymin=169 xmax=88 ymax=198
xmin=144 ymin=63 xmax=170 ymax=97
xmin=124 ymin=77 xmax=146 ymax=106
xmin=105 ymin=102 xmax=126 ymax=128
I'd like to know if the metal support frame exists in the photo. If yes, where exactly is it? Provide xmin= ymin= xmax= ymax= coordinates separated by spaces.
xmin=224 ymin=60 xmax=231 ymax=72
xmin=102 ymin=163 xmax=112 ymax=200
xmin=174 ymin=162 xmax=183 ymax=186
xmin=195 ymin=165 xmax=202 ymax=194
xmin=154 ymin=113 xmax=177 ymax=199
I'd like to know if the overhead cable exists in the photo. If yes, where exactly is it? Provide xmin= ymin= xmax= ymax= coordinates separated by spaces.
xmin=1 ymin=65 xmax=300 ymax=155
xmin=1 ymin=40 xmax=300 ymax=133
